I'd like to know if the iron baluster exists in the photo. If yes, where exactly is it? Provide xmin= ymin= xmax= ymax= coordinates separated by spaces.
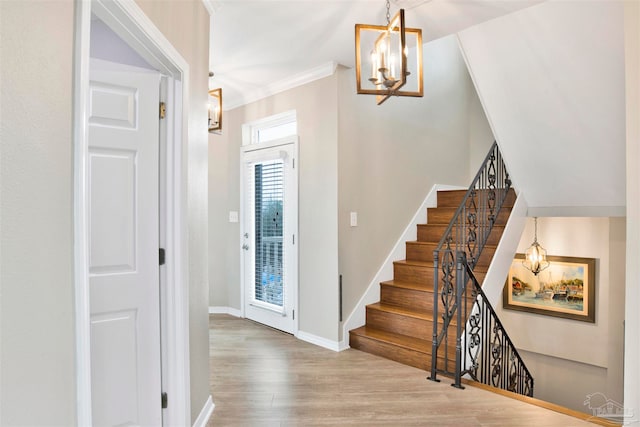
xmin=429 ymin=141 xmax=531 ymax=398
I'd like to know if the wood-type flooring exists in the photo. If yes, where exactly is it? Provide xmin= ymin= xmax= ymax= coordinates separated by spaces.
xmin=208 ymin=314 xmax=602 ymax=427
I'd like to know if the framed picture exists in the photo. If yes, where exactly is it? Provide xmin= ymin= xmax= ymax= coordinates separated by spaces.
xmin=503 ymin=254 xmax=596 ymax=323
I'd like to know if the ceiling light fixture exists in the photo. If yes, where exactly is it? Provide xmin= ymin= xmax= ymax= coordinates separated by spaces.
xmin=355 ymin=0 xmax=423 ymax=105
xmin=208 ymin=88 xmax=222 ymax=133
xmin=522 ymin=217 xmax=550 ymax=276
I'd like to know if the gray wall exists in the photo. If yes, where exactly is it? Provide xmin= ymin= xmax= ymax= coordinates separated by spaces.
xmin=336 ymin=35 xmax=493 ymax=338
xmin=496 ymin=217 xmax=625 ymax=413
xmin=1 ymin=1 xmax=76 ymax=424
xmin=208 ymin=74 xmax=340 ymax=341
xmin=134 ymin=0 xmax=212 ymax=422
xmin=208 ymin=35 xmax=495 ymax=344
xmin=0 ymin=0 xmax=211 ymax=424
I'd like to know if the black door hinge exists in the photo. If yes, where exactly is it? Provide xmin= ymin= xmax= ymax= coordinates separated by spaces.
xmin=161 ymin=392 xmax=168 ymax=409
xmin=159 ymin=248 xmax=166 ymax=266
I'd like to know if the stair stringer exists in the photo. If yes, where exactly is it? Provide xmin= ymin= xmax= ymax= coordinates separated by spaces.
xmin=339 ymin=184 xmax=465 ymax=350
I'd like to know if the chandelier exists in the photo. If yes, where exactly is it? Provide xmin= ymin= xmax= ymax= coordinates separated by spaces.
xmin=208 ymin=88 xmax=222 ymax=133
xmin=522 ymin=217 xmax=550 ymax=276
xmin=355 ymin=0 xmax=423 ymax=105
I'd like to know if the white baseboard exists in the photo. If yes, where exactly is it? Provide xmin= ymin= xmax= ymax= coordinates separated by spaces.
xmin=297 ymin=330 xmax=344 ymax=352
xmin=209 ymin=306 xmax=242 ymax=317
xmin=339 ymin=183 xmax=466 ymax=349
xmin=192 ymin=395 xmax=214 ymax=427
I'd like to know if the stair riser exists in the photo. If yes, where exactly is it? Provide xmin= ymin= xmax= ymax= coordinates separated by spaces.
xmin=380 ymin=286 xmax=434 ymax=311
xmin=406 ymin=243 xmax=496 ymax=265
xmin=366 ymin=307 xmax=457 ymax=342
xmin=426 ymin=208 xmax=511 ymax=226
xmin=380 ymin=285 xmax=476 ymax=312
xmin=418 ymin=225 xmax=505 ymax=246
xmin=349 ymin=332 xmax=456 ymax=372
xmin=367 ymin=308 xmax=431 ymax=340
xmin=393 ymin=263 xmax=488 ymax=287
xmin=436 ymin=189 xmax=516 ymax=208
xmin=393 ymin=263 xmax=434 ymax=287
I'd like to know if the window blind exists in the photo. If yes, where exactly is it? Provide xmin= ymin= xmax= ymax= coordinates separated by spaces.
xmin=253 ymin=160 xmax=285 ymax=308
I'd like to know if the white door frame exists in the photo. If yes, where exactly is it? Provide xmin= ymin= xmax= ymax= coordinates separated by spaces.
xmin=73 ymin=1 xmax=190 ymax=425
xmin=240 ymin=137 xmax=299 ymax=335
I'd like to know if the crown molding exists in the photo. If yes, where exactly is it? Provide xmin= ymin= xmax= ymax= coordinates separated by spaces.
xmin=202 ymin=0 xmax=222 ymax=16
xmin=225 ymin=61 xmax=338 ymax=110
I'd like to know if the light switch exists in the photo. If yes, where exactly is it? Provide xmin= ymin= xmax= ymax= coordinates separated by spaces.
xmin=229 ymin=211 xmax=239 ymax=223
xmin=350 ymin=212 xmax=358 ymax=227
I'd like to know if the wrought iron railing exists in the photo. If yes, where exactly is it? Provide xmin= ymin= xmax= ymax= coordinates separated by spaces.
xmin=428 ymin=141 xmax=531 ymax=395
xmin=460 ymin=259 xmax=534 ymax=396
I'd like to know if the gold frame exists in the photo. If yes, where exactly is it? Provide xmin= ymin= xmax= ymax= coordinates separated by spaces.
xmin=355 ymin=9 xmax=423 ymax=105
xmin=503 ymin=254 xmax=596 ymax=323
xmin=208 ymin=88 xmax=222 ymax=132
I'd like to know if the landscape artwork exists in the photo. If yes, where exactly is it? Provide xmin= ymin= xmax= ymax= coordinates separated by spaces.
xmin=503 ymin=254 xmax=596 ymax=323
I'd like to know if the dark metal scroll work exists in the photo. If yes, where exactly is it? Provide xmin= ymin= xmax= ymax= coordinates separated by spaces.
xmin=428 ymin=141 xmax=532 ymax=397
xmin=460 ymin=263 xmax=534 ymax=396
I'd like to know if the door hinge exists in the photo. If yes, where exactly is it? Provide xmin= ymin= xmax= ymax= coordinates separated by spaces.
xmin=159 ymin=102 xmax=166 ymax=119
xmin=161 ymin=392 xmax=168 ymax=409
xmin=292 ymin=234 xmax=295 ymax=245
xmin=159 ymin=248 xmax=166 ymax=266
xmin=292 ymin=309 xmax=295 ymax=320
xmin=293 ymin=158 xmax=295 ymax=169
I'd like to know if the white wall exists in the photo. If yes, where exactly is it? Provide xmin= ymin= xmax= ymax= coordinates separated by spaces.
xmin=459 ymin=1 xmax=626 ymax=215
xmin=90 ymin=17 xmax=152 ymax=69
xmin=1 ymin=1 xmax=76 ymax=424
xmin=624 ymin=1 xmax=640 ymax=424
xmin=496 ymin=217 xmax=625 ymax=413
xmin=208 ymin=74 xmax=340 ymax=342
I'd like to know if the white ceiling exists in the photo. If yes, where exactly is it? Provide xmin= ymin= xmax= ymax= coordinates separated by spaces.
xmin=208 ymin=0 xmax=543 ymax=109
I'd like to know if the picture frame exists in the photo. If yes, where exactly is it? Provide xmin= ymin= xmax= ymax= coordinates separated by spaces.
xmin=503 ymin=254 xmax=596 ymax=323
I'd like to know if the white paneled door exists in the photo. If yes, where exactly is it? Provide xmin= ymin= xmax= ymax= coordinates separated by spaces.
xmin=242 ymin=140 xmax=298 ymax=334
xmin=88 ymin=59 xmax=162 ymax=426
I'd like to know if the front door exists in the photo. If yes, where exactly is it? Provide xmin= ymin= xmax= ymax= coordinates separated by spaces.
xmin=242 ymin=140 xmax=298 ymax=334
xmin=88 ymin=59 xmax=162 ymax=426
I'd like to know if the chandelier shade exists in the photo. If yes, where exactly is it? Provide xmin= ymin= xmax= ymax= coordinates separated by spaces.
xmin=355 ymin=7 xmax=423 ymax=105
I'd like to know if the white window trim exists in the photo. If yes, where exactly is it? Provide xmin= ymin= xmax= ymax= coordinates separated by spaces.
xmin=241 ymin=110 xmax=297 ymax=146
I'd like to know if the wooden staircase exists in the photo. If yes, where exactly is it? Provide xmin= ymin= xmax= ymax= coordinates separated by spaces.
xmin=349 ymin=188 xmax=516 ymax=372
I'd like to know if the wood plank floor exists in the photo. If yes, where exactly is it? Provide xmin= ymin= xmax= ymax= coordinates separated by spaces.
xmin=207 ymin=314 xmax=599 ymax=426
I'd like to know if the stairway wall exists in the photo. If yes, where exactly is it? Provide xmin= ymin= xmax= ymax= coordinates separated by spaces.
xmin=458 ymin=1 xmax=626 ymax=215
xmin=337 ymin=35 xmax=494 ymax=342
xmin=496 ymin=217 xmax=625 ymax=414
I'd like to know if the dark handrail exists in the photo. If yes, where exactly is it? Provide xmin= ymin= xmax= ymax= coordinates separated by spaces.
xmin=429 ymin=141 xmax=519 ymax=390
xmin=460 ymin=258 xmax=534 ymax=396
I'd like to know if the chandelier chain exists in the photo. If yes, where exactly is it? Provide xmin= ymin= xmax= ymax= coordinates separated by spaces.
xmin=386 ymin=0 xmax=391 ymax=24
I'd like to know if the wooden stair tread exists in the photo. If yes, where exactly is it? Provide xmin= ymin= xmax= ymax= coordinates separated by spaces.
xmin=368 ymin=302 xmax=433 ymax=321
xmin=380 ymin=280 xmax=434 ymax=292
xmin=367 ymin=302 xmax=456 ymax=324
xmin=393 ymin=259 xmax=489 ymax=272
xmin=350 ymin=186 xmax=515 ymax=374
xmin=407 ymin=240 xmax=497 ymax=249
xmin=394 ymin=259 xmax=434 ymax=268
xmin=350 ymin=326 xmax=432 ymax=353
xmin=417 ymin=223 xmax=505 ymax=229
